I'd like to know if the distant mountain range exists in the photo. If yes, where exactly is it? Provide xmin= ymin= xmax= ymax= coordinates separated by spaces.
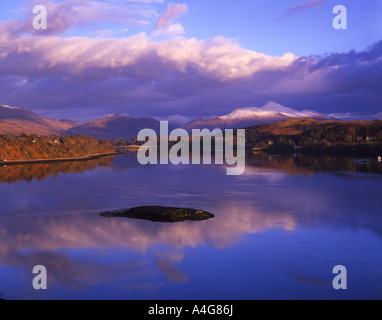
xmin=67 ymin=114 xmax=162 ymax=140
xmin=0 ymin=102 xmax=335 ymax=139
xmin=0 ymin=105 xmax=161 ymax=139
xmin=182 ymin=101 xmax=334 ymax=131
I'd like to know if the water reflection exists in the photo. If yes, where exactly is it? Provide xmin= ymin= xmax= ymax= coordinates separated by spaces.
xmin=246 ymin=152 xmax=382 ymax=175
xmin=1 ymin=152 xmax=381 ymax=186
xmin=0 ymin=204 xmax=296 ymax=291
xmin=0 ymin=156 xmax=115 ymax=184
xmin=0 ymin=152 xmax=381 ymax=299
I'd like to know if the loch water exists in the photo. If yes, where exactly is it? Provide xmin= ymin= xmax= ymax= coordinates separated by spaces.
xmin=0 ymin=153 xmax=381 ymax=300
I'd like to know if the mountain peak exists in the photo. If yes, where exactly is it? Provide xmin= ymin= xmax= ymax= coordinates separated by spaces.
xmin=183 ymin=101 xmax=333 ymax=131
xmin=0 ymin=105 xmax=18 ymax=110
xmin=262 ymin=101 xmax=285 ymax=109
xmin=221 ymin=101 xmax=300 ymax=120
xmin=260 ymin=101 xmax=302 ymax=116
xmin=105 ymin=114 xmax=131 ymax=119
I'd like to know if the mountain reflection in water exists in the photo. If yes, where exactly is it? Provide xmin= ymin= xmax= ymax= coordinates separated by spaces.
xmin=0 ymin=156 xmax=115 ymax=184
xmin=0 ymin=152 xmax=381 ymax=299
xmin=0 ymin=152 xmax=381 ymax=185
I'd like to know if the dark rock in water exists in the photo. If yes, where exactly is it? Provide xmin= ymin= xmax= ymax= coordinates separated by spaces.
xmin=100 ymin=206 xmax=215 ymax=223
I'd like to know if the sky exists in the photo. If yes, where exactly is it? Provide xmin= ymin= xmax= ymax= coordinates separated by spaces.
xmin=0 ymin=0 xmax=382 ymax=122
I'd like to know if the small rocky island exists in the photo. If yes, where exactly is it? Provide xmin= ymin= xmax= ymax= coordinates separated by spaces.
xmin=100 ymin=206 xmax=215 ymax=223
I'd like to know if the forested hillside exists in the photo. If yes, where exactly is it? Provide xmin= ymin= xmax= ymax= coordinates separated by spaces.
xmin=0 ymin=134 xmax=115 ymax=161
xmin=246 ymin=118 xmax=382 ymax=154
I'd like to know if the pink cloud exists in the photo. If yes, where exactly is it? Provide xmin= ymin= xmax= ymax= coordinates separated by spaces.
xmin=0 ymin=26 xmax=297 ymax=81
xmin=151 ymin=23 xmax=185 ymax=37
xmin=288 ymin=0 xmax=327 ymax=12
xmin=154 ymin=2 xmax=188 ymax=29
xmin=9 ymin=0 xmax=157 ymax=35
xmin=278 ymin=0 xmax=328 ymax=21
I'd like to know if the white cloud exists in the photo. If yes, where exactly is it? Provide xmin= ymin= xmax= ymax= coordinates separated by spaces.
xmin=0 ymin=26 xmax=297 ymax=81
xmin=151 ymin=23 xmax=185 ymax=37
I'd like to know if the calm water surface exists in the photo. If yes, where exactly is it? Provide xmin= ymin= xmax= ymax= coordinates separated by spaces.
xmin=0 ymin=153 xmax=381 ymax=300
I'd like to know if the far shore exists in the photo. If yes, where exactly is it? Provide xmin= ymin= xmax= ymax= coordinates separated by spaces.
xmin=116 ymin=145 xmax=141 ymax=149
xmin=0 ymin=152 xmax=121 ymax=166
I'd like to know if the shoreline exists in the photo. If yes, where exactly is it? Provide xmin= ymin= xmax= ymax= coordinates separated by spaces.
xmin=0 ymin=152 xmax=121 ymax=166
xmin=115 ymin=145 xmax=141 ymax=150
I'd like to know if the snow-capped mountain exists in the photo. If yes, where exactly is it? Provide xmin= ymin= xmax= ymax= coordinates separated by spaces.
xmin=182 ymin=101 xmax=333 ymax=131
xmin=221 ymin=101 xmax=325 ymax=120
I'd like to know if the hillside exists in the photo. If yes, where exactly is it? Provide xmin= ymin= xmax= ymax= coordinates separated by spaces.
xmin=0 ymin=105 xmax=77 ymax=136
xmin=66 ymin=114 xmax=163 ymax=140
xmin=246 ymin=118 xmax=382 ymax=154
xmin=0 ymin=134 xmax=115 ymax=161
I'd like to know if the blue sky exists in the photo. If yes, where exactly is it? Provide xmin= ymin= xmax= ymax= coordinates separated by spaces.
xmin=0 ymin=0 xmax=381 ymax=121
xmin=181 ymin=0 xmax=382 ymax=56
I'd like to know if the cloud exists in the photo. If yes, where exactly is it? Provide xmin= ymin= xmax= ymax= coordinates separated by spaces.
xmin=151 ymin=22 xmax=185 ymax=37
xmin=0 ymin=30 xmax=296 ymax=81
xmin=125 ymin=0 xmax=164 ymax=2
xmin=152 ymin=2 xmax=188 ymax=37
xmin=155 ymin=257 xmax=188 ymax=283
xmin=154 ymin=2 xmax=188 ymax=29
xmin=0 ymin=6 xmax=381 ymax=120
xmin=124 ymin=0 xmax=164 ymax=2
xmin=287 ymin=0 xmax=327 ymax=13
xmin=278 ymin=0 xmax=328 ymax=21
xmin=7 ymin=0 xmax=158 ymax=36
